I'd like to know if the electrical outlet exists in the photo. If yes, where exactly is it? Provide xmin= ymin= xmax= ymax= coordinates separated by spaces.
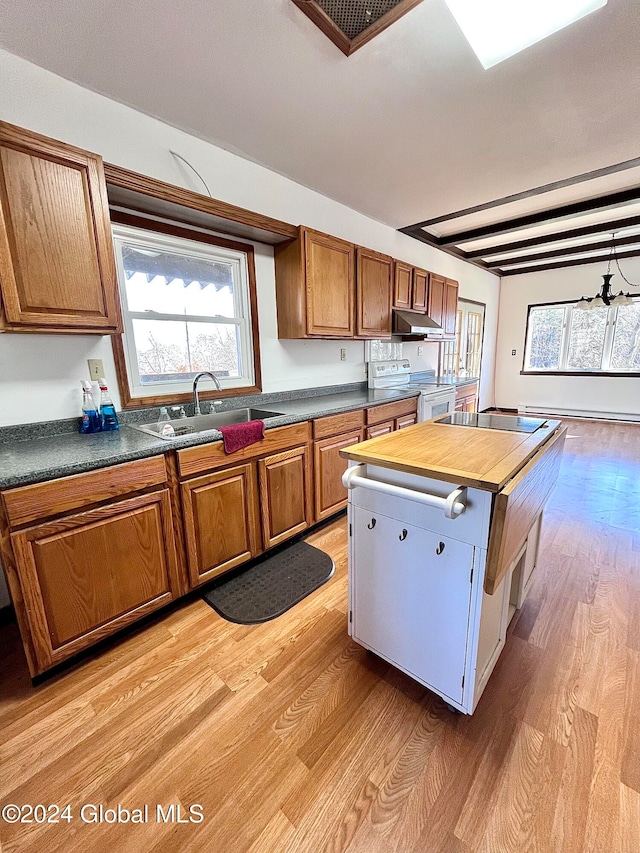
xmin=511 ymin=349 xmax=517 ymax=356
xmin=340 ymin=348 xmax=346 ymax=361
xmin=417 ymin=346 xmax=424 ymax=356
xmin=87 ymin=359 xmax=104 ymax=380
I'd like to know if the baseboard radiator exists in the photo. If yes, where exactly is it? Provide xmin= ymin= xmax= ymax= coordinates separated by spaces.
xmin=518 ymin=404 xmax=640 ymax=423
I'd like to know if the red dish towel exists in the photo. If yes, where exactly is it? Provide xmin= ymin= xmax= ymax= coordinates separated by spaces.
xmin=220 ymin=420 xmax=265 ymax=454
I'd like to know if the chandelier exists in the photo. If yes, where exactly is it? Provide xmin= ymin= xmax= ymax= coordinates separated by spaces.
xmin=575 ymin=233 xmax=639 ymax=310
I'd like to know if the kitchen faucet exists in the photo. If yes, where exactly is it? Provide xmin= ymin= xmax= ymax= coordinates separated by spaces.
xmin=192 ymin=371 xmax=222 ymax=415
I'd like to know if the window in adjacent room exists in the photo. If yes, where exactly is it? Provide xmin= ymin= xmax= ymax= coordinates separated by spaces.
xmin=522 ymin=298 xmax=640 ymax=374
xmin=111 ymin=221 xmax=260 ymax=407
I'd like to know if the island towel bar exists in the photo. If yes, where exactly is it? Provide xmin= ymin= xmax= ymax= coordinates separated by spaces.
xmin=342 ymin=465 xmax=467 ymax=519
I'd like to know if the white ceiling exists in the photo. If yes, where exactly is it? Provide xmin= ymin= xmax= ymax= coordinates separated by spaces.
xmin=0 ymin=0 xmax=639 ymax=229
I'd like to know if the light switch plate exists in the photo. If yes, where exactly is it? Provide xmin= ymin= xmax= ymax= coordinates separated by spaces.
xmin=87 ymin=359 xmax=104 ymax=380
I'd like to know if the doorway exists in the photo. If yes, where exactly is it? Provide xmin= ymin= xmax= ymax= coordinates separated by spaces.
xmin=440 ymin=299 xmax=485 ymax=379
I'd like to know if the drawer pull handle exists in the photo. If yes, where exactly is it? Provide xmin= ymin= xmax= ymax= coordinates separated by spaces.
xmin=436 ymin=541 xmax=445 ymax=555
xmin=399 ymin=529 xmax=408 ymax=541
xmin=367 ymin=518 xmax=376 ymax=529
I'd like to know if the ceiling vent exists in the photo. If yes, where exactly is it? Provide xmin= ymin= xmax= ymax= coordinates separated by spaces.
xmin=292 ymin=0 xmax=425 ymax=55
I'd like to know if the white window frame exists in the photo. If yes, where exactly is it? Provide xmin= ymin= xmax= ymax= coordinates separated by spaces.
xmin=522 ymin=298 xmax=640 ymax=374
xmin=112 ymin=224 xmax=256 ymax=401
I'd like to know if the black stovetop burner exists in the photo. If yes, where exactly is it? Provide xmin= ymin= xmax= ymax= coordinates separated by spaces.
xmin=437 ymin=412 xmax=547 ymax=433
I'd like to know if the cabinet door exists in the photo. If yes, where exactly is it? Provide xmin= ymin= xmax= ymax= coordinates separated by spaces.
xmin=393 ymin=261 xmax=412 ymax=310
xmin=396 ymin=413 xmax=417 ymax=430
xmin=428 ymin=273 xmax=445 ymax=326
xmin=455 ymin=400 xmax=465 ymax=412
xmin=412 ymin=268 xmax=428 ymax=312
xmin=314 ymin=429 xmax=363 ymax=521
xmin=258 ymin=445 xmax=313 ymax=549
xmin=366 ymin=420 xmax=394 ymax=439
xmin=0 ymin=122 xmax=121 ymax=333
xmin=351 ymin=508 xmax=474 ymax=705
xmin=463 ymin=396 xmax=477 ymax=413
xmin=181 ymin=462 xmax=261 ymax=587
xmin=10 ymin=490 xmax=179 ymax=674
xmin=304 ymin=228 xmax=355 ymax=336
xmin=356 ymin=247 xmax=393 ymax=337
xmin=444 ymin=279 xmax=459 ymax=336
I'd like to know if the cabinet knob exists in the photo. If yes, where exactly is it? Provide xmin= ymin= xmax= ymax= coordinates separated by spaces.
xmin=367 ymin=518 xmax=376 ymax=529
xmin=399 ymin=529 xmax=408 ymax=541
xmin=436 ymin=541 xmax=445 ymax=555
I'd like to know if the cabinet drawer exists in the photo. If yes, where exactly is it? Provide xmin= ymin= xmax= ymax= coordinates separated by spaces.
xmin=366 ymin=420 xmax=394 ymax=439
xmin=177 ymin=422 xmax=311 ymax=478
xmin=313 ymin=409 xmax=364 ymax=440
xmin=366 ymin=398 xmax=417 ymax=425
xmin=2 ymin=456 xmax=168 ymax=527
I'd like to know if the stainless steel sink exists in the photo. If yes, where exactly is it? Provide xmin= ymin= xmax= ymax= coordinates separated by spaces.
xmin=129 ymin=408 xmax=284 ymax=440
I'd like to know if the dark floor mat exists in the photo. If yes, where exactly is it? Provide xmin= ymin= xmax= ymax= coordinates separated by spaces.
xmin=202 ymin=540 xmax=335 ymax=625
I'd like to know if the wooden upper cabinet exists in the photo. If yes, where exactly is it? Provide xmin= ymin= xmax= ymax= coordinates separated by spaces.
xmin=412 ymin=268 xmax=428 ymax=312
xmin=444 ymin=278 xmax=459 ymax=336
xmin=393 ymin=261 xmax=412 ymax=310
xmin=356 ymin=247 xmax=393 ymax=338
xmin=428 ymin=273 xmax=445 ymax=327
xmin=0 ymin=122 xmax=122 ymax=334
xmin=275 ymin=226 xmax=354 ymax=338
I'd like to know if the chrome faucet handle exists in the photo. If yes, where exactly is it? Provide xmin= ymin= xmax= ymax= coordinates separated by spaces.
xmin=170 ymin=405 xmax=187 ymax=418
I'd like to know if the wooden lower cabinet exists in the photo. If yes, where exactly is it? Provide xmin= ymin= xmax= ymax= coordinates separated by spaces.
xmin=9 ymin=489 xmax=180 ymax=674
xmin=455 ymin=381 xmax=479 ymax=414
xmin=314 ymin=429 xmax=364 ymax=521
xmin=181 ymin=462 xmax=261 ymax=587
xmin=258 ymin=445 xmax=313 ymax=549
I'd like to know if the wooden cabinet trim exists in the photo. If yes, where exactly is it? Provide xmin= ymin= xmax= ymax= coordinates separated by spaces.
xmin=366 ymin=398 xmax=418 ymax=425
xmin=2 ymin=456 xmax=168 ymax=528
xmin=176 ymin=422 xmax=311 ymax=478
xmin=455 ymin=381 xmax=479 ymax=401
xmin=396 ymin=413 xmax=418 ymax=430
xmin=313 ymin=409 xmax=364 ymax=440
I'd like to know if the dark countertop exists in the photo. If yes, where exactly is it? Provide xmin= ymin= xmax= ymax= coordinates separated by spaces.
xmin=432 ymin=376 xmax=480 ymax=387
xmin=0 ymin=386 xmax=420 ymax=490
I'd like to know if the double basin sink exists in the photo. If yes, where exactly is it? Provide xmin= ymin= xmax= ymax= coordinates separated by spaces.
xmin=130 ymin=408 xmax=285 ymax=440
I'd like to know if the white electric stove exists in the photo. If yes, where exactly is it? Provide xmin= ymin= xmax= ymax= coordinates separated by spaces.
xmin=367 ymin=360 xmax=456 ymax=422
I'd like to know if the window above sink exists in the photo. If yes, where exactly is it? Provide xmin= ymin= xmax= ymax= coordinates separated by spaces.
xmin=111 ymin=217 xmax=262 ymax=408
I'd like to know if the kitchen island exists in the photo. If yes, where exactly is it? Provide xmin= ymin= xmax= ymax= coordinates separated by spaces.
xmin=340 ymin=413 xmax=566 ymax=713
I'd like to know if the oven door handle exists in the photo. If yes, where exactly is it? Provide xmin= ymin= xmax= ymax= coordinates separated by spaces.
xmin=342 ymin=465 xmax=467 ymax=519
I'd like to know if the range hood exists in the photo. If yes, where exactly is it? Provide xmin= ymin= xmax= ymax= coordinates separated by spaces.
xmin=392 ymin=309 xmax=444 ymax=338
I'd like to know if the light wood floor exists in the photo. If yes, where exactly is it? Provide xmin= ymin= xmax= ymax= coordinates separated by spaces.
xmin=1 ymin=418 xmax=640 ymax=852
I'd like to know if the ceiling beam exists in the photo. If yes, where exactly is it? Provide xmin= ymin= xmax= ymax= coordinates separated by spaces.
xmin=435 ymin=186 xmax=640 ymax=247
xmin=463 ymin=215 xmax=640 ymax=258
xmin=484 ymin=232 xmax=640 ymax=269
xmin=406 ymin=156 xmax=640 ymax=231
xmin=499 ymin=247 xmax=640 ymax=276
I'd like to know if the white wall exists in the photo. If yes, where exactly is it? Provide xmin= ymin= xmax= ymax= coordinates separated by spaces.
xmin=496 ymin=260 xmax=640 ymax=417
xmin=0 ymin=49 xmax=499 ymax=427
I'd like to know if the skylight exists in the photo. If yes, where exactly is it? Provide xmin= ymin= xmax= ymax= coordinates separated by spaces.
xmin=443 ymin=0 xmax=608 ymax=69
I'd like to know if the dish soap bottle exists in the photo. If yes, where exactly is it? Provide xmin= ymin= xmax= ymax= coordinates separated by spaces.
xmin=80 ymin=381 xmax=101 ymax=433
xmin=98 ymin=378 xmax=119 ymax=431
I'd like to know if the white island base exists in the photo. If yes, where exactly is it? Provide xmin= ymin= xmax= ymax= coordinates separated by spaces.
xmin=346 ymin=464 xmax=544 ymax=714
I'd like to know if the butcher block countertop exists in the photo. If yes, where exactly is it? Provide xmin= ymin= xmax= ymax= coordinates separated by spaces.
xmin=339 ymin=417 xmax=563 ymax=492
